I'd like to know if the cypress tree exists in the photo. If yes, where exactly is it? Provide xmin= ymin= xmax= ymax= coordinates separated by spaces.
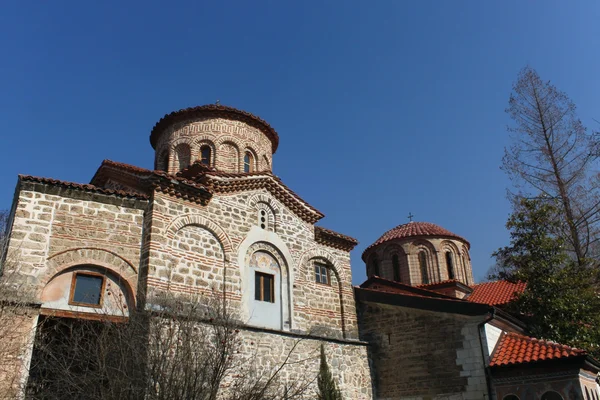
xmin=317 ymin=343 xmax=342 ymax=400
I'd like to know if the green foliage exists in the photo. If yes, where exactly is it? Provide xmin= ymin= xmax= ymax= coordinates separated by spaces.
xmin=317 ymin=344 xmax=342 ymax=400
xmin=492 ymin=198 xmax=600 ymax=358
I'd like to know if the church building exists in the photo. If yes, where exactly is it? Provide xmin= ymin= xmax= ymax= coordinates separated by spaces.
xmin=1 ymin=104 xmax=599 ymax=399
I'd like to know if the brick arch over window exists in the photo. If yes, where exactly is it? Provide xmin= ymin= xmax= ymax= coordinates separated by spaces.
xmin=297 ymin=248 xmax=347 ymax=338
xmin=382 ymin=244 xmax=409 ymax=283
xmin=164 ymin=214 xmax=233 ymax=262
xmin=155 ymin=149 xmax=169 ymax=171
xmin=192 ymin=138 xmax=216 ymax=166
xmin=243 ymin=241 xmax=291 ymax=331
xmin=410 ymin=239 xmax=439 ymax=284
xmin=173 ymin=143 xmax=192 ymax=171
xmin=247 ymin=193 xmax=280 ymax=231
xmin=215 ymin=135 xmax=243 ymax=172
xmin=439 ymin=240 xmax=461 ymax=281
xmin=43 ymin=248 xmax=137 ymax=301
xmin=243 ymin=147 xmax=258 ymax=173
xmin=460 ymin=244 xmax=472 ymax=285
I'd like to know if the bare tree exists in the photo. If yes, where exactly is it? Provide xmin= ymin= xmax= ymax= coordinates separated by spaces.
xmin=504 ymin=66 xmax=600 ymax=265
xmin=25 ymin=289 xmax=316 ymax=400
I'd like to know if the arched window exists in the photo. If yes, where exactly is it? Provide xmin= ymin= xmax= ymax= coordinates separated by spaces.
xmin=314 ymin=262 xmax=330 ymax=285
xmin=370 ymin=255 xmax=380 ymax=277
xmin=419 ymin=251 xmax=428 ymax=284
xmin=175 ymin=144 xmax=191 ymax=171
xmin=200 ymin=145 xmax=212 ymax=166
xmin=244 ymin=151 xmax=254 ymax=173
xmin=503 ymin=396 xmax=520 ymax=400
xmin=541 ymin=391 xmax=563 ymax=400
xmin=445 ymin=251 xmax=455 ymax=280
xmin=392 ymin=254 xmax=400 ymax=282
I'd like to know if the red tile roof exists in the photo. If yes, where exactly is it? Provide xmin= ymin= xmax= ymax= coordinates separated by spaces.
xmin=314 ymin=226 xmax=358 ymax=251
xmin=362 ymin=222 xmax=469 ymax=260
xmin=359 ymin=277 xmax=464 ymax=301
xmin=19 ymin=175 xmax=148 ymax=199
xmin=149 ymin=104 xmax=279 ymax=153
xmin=490 ymin=332 xmax=586 ymax=367
xmin=467 ymin=281 xmax=526 ymax=306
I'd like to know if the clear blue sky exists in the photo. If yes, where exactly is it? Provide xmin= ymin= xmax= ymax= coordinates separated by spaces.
xmin=1 ymin=1 xmax=599 ymax=284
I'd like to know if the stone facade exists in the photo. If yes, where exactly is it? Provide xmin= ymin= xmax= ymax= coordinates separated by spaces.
xmin=356 ymin=293 xmax=490 ymax=400
xmin=0 ymin=105 xmax=372 ymax=398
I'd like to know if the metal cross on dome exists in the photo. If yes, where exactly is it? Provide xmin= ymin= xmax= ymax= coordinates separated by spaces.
xmin=407 ymin=212 xmax=414 ymax=222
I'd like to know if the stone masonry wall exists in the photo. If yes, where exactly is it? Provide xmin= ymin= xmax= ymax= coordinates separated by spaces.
xmin=144 ymin=189 xmax=358 ymax=339
xmin=4 ymin=182 xmax=146 ymax=305
xmin=357 ymin=301 xmax=489 ymax=400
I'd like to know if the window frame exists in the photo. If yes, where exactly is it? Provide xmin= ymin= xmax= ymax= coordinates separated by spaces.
xmin=69 ymin=271 xmax=106 ymax=308
xmin=254 ymin=271 xmax=275 ymax=303
xmin=244 ymin=151 xmax=254 ymax=173
xmin=200 ymin=145 xmax=212 ymax=166
xmin=314 ymin=263 xmax=330 ymax=285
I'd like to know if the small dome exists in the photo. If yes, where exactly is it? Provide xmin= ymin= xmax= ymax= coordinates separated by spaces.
xmin=362 ymin=221 xmax=469 ymax=260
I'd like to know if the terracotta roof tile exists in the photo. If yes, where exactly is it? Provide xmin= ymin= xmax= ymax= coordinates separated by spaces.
xmin=467 ymin=281 xmax=526 ymax=306
xmin=314 ymin=226 xmax=358 ymax=251
xmin=149 ymin=104 xmax=279 ymax=153
xmin=490 ymin=332 xmax=585 ymax=367
xmin=359 ymin=277 xmax=464 ymax=301
xmin=19 ymin=175 xmax=148 ymax=199
xmin=363 ymin=221 xmax=469 ymax=260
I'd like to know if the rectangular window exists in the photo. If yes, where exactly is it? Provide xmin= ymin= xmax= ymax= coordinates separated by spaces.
xmin=254 ymin=272 xmax=275 ymax=302
xmin=69 ymin=272 xmax=105 ymax=307
xmin=314 ymin=264 xmax=329 ymax=285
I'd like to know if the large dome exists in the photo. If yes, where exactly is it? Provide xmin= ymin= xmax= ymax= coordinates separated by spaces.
xmin=362 ymin=221 xmax=469 ymax=260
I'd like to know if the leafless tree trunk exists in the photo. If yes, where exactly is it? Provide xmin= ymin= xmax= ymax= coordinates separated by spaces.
xmin=504 ymin=66 xmax=600 ymax=266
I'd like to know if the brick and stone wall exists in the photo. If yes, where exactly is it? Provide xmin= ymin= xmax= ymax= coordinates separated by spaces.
xmin=365 ymin=237 xmax=473 ymax=287
xmin=154 ymin=118 xmax=274 ymax=174
xmin=357 ymin=300 xmax=489 ymax=400
xmin=144 ymin=189 xmax=358 ymax=339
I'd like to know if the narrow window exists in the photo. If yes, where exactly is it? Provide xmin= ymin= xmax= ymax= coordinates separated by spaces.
xmin=315 ymin=263 xmax=329 ymax=285
xmin=259 ymin=209 xmax=267 ymax=230
xmin=419 ymin=251 xmax=429 ymax=284
xmin=371 ymin=256 xmax=380 ymax=277
xmin=69 ymin=272 xmax=105 ymax=307
xmin=244 ymin=151 xmax=254 ymax=173
xmin=200 ymin=145 xmax=212 ymax=166
xmin=255 ymin=272 xmax=275 ymax=302
xmin=392 ymin=254 xmax=400 ymax=282
xmin=445 ymin=251 xmax=455 ymax=280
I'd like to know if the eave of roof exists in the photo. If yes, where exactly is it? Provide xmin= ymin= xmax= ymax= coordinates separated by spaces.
xmin=19 ymin=175 xmax=148 ymax=200
xmin=314 ymin=226 xmax=358 ymax=251
xmin=489 ymin=332 xmax=591 ymax=368
xmin=149 ymin=104 xmax=279 ymax=153
xmin=417 ymin=279 xmax=474 ymax=294
xmin=91 ymin=160 xmax=212 ymax=205
xmin=467 ymin=280 xmax=526 ymax=306
xmin=355 ymin=286 xmax=492 ymax=316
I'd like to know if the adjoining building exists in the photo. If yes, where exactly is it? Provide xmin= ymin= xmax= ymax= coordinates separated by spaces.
xmin=1 ymin=104 xmax=598 ymax=399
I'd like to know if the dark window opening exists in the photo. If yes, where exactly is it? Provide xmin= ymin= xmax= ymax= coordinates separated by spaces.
xmin=541 ymin=391 xmax=563 ymax=400
xmin=255 ymin=272 xmax=274 ymax=302
xmin=244 ymin=151 xmax=254 ymax=173
xmin=445 ymin=251 xmax=455 ymax=280
xmin=419 ymin=252 xmax=428 ymax=284
xmin=69 ymin=273 xmax=105 ymax=307
xmin=315 ymin=263 xmax=329 ymax=285
xmin=200 ymin=146 xmax=211 ymax=166
xmin=371 ymin=257 xmax=380 ymax=277
xmin=392 ymin=254 xmax=400 ymax=282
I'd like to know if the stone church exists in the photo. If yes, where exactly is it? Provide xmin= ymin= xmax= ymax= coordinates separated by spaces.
xmin=1 ymin=104 xmax=599 ymax=399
